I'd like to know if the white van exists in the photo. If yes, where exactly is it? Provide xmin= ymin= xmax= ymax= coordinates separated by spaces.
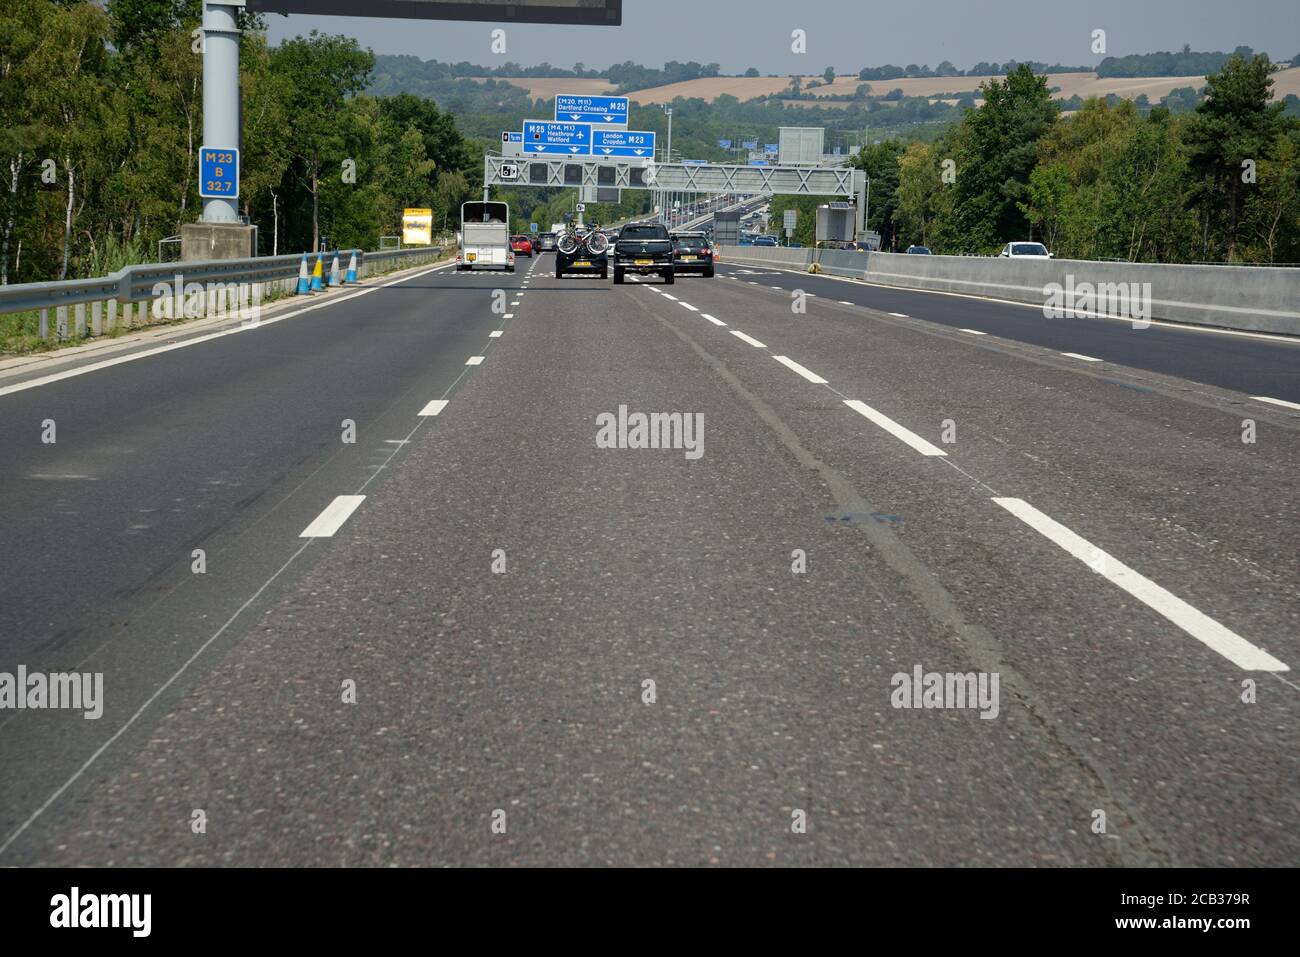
xmin=458 ymin=201 xmax=514 ymax=271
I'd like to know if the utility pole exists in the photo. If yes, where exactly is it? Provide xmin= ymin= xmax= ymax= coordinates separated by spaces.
xmin=183 ymin=1 xmax=256 ymax=260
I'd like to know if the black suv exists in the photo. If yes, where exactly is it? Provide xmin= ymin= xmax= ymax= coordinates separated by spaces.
xmin=555 ymin=228 xmax=609 ymax=279
xmin=613 ymin=223 xmax=674 ymax=284
xmin=670 ymin=232 xmax=715 ymax=278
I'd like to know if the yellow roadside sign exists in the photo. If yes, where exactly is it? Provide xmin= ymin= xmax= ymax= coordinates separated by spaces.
xmin=402 ymin=208 xmax=433 ymax=246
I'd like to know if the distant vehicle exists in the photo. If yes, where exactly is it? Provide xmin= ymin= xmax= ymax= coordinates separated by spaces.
xmin=788 ymin=241 xmax=804 ymax=248
xmin=753 ymin=235 xmax=778 ymax=247
xmin=999 ymin=242 xmax=1052 ymax=259
xmin=613 ymin=222 xmax=674 ymax=284
xmin=555 ymin=225 xmax=609 ymax=280
xmin=905 ymin=245 xmax=933 ymax=255
xmin=738 ymin=235 xmax=755 ymax=246
xmin=457 ymin=201 xmax=513 ymax=272
xmin=670 ymin=232 xmax=715 ymax=278
xmin=510 ymin=235 xmax=533 ymax=257
xmin=535 ymin=232 xmax=558 ymax=252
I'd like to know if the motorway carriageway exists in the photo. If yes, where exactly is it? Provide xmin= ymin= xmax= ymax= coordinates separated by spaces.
xmin=0 ymin=250 xmax=1296 ymax=866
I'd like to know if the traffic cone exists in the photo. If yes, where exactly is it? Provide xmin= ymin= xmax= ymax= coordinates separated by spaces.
xmin=310 ymin=253 xmax=324 ymax=292
xmin=295 ymin=254 xmax=310 ymax=295
xmin=345 ymin=251 xmax=358 ymax=284
xmin=328 ymin=253 xmax=340 ymax=287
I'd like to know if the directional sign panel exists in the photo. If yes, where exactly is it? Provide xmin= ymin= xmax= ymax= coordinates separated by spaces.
xmin=742 ymin=140 xmax=758 ymax=150
xmin=765 ymin=144 xmax=779 ymax=154
xmin=590 ymin=128 xmax=656 ymax=158
xmin=523 ymin=120 xmax=592 ymax=155
xmin=199 ymin=146 xmax=239 ymax=199
xmin=555 ymin=94 xmax=629 ymax=126
xmin=718 ymin=139 xmax=733 ymax=149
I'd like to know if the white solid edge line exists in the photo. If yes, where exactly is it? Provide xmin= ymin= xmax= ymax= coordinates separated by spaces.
xmin=839 ymin=300 xmax=854 ymax=305
xmin=1252 ymin=395 xmax=1300 ymax=411
xmin=702 ymin=314 xmax=727 ymax=326
xmin=889 ymin=312 xmax=910 ymax=318
xmin=773 ymin=355 xmax=828 ymax=384
xmin=1062 ymin=352 xmax=1104 ymax=362
xmin=730 ymin=330 xmax=767 ymax=348
xmin=662 ymin=293 xmax=678 ymax=301
xmin=466 ymin=355 xmax=485 ymax=365
xmin=489 ymin=330 xmax=503 ymax=338
xmin=960 ymin=328 xmax=988 ymax=336
xmin=679 ymin=302 xmax=699 ymax=312
xmin=992 ymin=497 xmax=1289 ymax=672
xmin=418 ymin=399 xmax=449 ymax=416
xmin=843 ymin=399 xmax=948 ymax=457
xmin=0 ymin=262 xmax=454 ymax=399
xmin=299 ymin=495 xmax=366 ymax=538
xmin=722 ymin=261 xmax=1300 ymax=345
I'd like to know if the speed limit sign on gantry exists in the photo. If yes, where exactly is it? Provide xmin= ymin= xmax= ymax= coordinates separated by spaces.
xmin=499 ymin=162 xmax=519 ymax=181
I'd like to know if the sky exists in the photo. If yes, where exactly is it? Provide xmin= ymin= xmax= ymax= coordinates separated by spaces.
xmin=262 ymin=0 xmax=1300 ymax=71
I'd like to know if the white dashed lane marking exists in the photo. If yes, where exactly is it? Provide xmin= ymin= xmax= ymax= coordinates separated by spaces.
xmin=772 ymin=355 xmax=828 ymax=384
xmin=1252 ymin=396 xmax=1300 ymax=411
xmin=465 ymin=356 xmax=485 ymax=366
xmin=993 ymin=498 xmax=1289 ymax=672
xmin=418 ymin=399 xmax=448 ymax=416
xmin=730 ymin=330 xmax=767 ymax=348
xmin=299 ymin=495 xmax=366 ymax=538
xmin=1062 ymin=352 xmax=1103 ymax=363
xmin=843 ymin=400 xmax=948 ymax=457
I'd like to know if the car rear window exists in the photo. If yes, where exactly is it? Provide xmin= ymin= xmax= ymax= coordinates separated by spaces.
xmin=1012 ymin=244 xmax=1048 ymax=256
xmin=622 ymin=225 xmax=669 ymax=241
xmin=673 ymin=236 xmax=708 ymax=250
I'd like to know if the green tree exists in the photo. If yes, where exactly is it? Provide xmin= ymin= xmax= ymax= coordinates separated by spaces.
xmin=271 ymin=31 xmax=374 ymax=250
xmin=939 ymin=64 xmax=1058 ymax=252
xmin=1184 ymin=54 xmax=1290 ymax=260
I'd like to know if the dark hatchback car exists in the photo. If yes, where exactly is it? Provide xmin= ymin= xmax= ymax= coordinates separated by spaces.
xmin=669 ymin=232 xmax=715 ymax=277
xmin=555 ymin=229 xmax=609 ymax=279
xmin=535 ymin=232 xmax=558 ymax=252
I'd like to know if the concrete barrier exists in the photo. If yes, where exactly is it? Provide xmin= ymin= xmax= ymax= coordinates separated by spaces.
xmin=718 ymin=246 xmax=1300 ymax=335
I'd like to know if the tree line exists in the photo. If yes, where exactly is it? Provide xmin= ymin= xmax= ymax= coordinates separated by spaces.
xmin=863 ymin=58 xmax=1300 ymax=263
xmin=0 ymin=0 xmax=481 ymax=285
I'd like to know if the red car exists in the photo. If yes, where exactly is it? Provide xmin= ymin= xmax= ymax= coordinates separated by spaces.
xmin=510 ymin=235 xmax=533 ymax=257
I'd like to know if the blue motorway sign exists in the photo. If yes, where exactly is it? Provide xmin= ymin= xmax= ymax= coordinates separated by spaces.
xmin=199 ymin=145 xmax=239 ymax=199
xmin=591 ymin=128 xmax=656 ymax=158
xmin=530 ymin=222 xmax=538 ymax=233
xmin=765 ymin=143 xmax=779 ymax=154
xmin=718 ymin=139 xmax=732 ymax=149
xmin=555 ymin=94 xmax=629 ymax=125
xmin=502 ymin=131 xmax=523 ymax=143
xmin=742 ymin=140 xmax=758 ymax=150
xmin=748 ymin=159 xmax=769 ymax=166
xmin=682 ymin=159 xmax=707 ymax=165
xmin=523 ymin=120 xmax=592 ymax=154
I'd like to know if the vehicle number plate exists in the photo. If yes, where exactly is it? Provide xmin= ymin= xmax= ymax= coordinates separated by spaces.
xmin=680 ymin=255 xmax=696 ymax=260
xmin=635 ymin=259 xmax=654 ymax=265
xmin=466 ymin=253 xmax=476 ymax=261
xmin=575 ymin=261 xmax=591 ymax=267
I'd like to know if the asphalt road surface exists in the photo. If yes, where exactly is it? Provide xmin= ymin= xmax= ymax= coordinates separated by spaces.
xmin=1 ymin=252 xmax=1296 ymax=866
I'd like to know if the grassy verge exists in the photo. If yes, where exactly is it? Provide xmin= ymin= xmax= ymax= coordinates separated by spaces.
xmin=1 ymin=252 xmax=446 ymax=356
